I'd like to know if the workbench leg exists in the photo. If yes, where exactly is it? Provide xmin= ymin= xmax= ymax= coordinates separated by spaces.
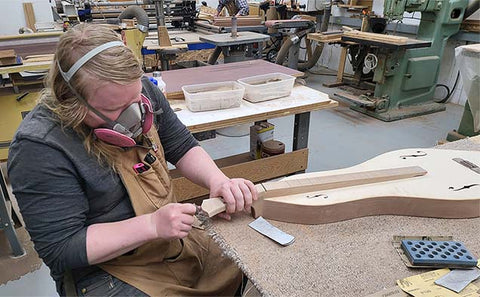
xmin=323 ymin=46 xmax=347 ymax=88
xmin=287 ymin=42 xmax=300 ymax=70
xmin=0 ymin=172 xmax=25 ymax=257
xmin=293 ymin=112 xmax=310 ymax=151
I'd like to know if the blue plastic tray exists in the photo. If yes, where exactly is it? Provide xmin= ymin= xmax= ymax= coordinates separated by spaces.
xmin=401 ymin=240 xmax=477 ymax=267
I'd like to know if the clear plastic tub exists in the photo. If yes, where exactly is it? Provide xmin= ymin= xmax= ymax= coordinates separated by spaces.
xmin=182 ymin=81 xmax=245 ymax=112
xmin=238 ymin=73 xmax=295 ymax=103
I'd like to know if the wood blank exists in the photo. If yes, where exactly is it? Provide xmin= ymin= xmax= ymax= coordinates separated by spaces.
xmin=257 ymin=166 xmax=427 ymax=199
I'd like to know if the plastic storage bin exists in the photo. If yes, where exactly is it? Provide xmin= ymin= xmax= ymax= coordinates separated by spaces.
xmin=238 ymin=73 xmax=295 ymax=103
xmin=182 ymin=81 xmax=245 ymax=112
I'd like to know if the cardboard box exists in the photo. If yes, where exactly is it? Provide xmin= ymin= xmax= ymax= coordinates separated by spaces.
xmin=250 ymin=122 xmax=274 ymax=159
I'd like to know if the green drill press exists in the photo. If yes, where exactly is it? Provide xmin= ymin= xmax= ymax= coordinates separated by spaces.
xmin=340 ymin=0 xmax=469 ymax=121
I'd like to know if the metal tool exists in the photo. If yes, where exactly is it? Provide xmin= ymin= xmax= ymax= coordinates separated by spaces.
xmin=453 ymin=158 xmax=480 ymax=174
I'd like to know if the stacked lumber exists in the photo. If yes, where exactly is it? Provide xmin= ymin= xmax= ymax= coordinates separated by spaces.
xmin=343 ymin=30 xmax=408 ymax=44
xmin=0 ymin=50 xmax=18 ymax=67
xmin=212 ymin=16 xmax=263 ymax=27
xmin=308 ymin=31 xmax=343 ymax=43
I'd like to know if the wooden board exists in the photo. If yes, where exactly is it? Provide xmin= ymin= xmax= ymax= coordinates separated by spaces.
xmin=343 ymin=30 xmax=408 ymax=44
xmin=212 ymin=16 xmax=263 ymax=27
xmin=461 ymin=20 xmax=480 ymax=32
xmin=308 ymin=32 xmax=343 ymax=43
xmin=0 ymin=31 xmax=62 ymax=42
xmin=255 ymin=166 xmax=427 ymax=199
xmin=198 ymin=32 xmax=269 ymax=47
xmin=0 ymin=50 xmax=17 ymax=67
xmin=171 ymin=85 xmax=337 ymax=133
xmin=0 ymin=60 xmax=52 ymax=75
xmin=0 ymin=50 xmax=15 ymax=59
xmin=23 ymin=3 xmax=37 ymax=33
xmin=172 ymin=149 xmax=308 ymax=202
xmin=157 ymin=26 xmax=172 ymax=47
xmin=23 ymin=54 xmax=54 ymax=62
xmin=251 ymin=148 xmax=480 ymax=224
xmin=162 ymin=60 xmax=303 ymax=100
xmin=337 ymin=4 xmax=369 ymax=9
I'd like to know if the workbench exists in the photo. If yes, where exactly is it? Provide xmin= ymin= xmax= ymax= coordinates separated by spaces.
xmin=199 ymin=31 xmax=270 ymax=64
xmin=170 ymin=85 xmax=338 ymax=201
xmin=161 ymin=60 xmax=304 ymax=100
xmin=208 ymin=136 xmax=480 ymax=297
xmin=0 ymin=61 xmax=51 ymax=93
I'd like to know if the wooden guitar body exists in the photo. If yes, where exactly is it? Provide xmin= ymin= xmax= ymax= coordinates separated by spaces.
xmin=251 ymin=149 xmax=480 ymax=224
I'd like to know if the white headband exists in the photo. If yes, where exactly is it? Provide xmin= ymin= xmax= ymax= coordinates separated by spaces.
xmin=57 ymin=41 xmax=124 ymax=82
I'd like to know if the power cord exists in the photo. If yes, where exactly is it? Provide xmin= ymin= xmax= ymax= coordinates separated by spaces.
xmin=434 ymin=71 xmax=460 ymax=103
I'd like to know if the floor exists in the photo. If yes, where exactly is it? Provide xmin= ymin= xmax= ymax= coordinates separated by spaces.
xmin=0 ymin=67 xmax=465 ymax=296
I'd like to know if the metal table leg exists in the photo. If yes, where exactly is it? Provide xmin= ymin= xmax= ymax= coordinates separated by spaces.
xmin=0 ymin=170 xmax=25 ymax=257
xmin=288 ymin=42 xmax=300 ymax=70
xmin=293 ymin=112 xmax=310 ymax=151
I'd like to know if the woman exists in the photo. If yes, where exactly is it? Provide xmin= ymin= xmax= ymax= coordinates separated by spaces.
xmin=8 ymin=24 xmax=256 ymax=296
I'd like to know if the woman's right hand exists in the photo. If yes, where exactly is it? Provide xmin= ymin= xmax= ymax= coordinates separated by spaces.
xmin=149 ymin=203 xmax=197 ymax=240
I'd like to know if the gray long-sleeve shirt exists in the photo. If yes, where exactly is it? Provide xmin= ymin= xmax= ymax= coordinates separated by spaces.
xmin=7 ymin=77 xmax=198 ymax=292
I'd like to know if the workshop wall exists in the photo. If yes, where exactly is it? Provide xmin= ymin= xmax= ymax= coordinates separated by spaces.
xmin=0 ymin=0 xmax=54 ymax=36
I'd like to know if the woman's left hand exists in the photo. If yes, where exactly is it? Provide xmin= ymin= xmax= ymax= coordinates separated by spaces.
xmin=209 ymin=178 xmax=258 ymax=220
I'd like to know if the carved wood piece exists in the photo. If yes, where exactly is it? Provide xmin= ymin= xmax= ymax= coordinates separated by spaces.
xmin=201 ymin=198 xmax=226 ymax=217
xmin=251 ymin=149 xmax=480 ymax=224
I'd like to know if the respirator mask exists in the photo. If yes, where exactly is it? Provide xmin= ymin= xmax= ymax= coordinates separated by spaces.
xmin=57 ymin=41 xmax=154 ymax=147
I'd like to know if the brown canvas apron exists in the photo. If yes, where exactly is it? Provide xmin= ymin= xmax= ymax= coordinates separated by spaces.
xmin=99 ymin=129 xmax=242 ymax=296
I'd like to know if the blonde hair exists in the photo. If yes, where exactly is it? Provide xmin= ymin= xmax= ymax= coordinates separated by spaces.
xmin=40 ymin=23 xmax=144 ymax=167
